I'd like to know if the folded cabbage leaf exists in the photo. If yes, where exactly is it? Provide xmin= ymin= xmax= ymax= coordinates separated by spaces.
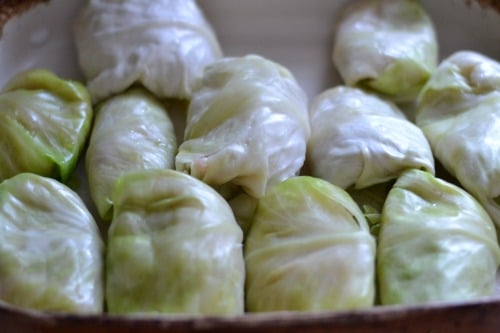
xmin=0 ymin=69 xmax=92 ymax=182
xmin=74 ymin=0 xmax=222 ymax=102
xmin=176 ymin=55 xmax=310 ymax=199
xmin=416 ymin=51 xmax=500 ymax=229
xmin=332 ymin=0 xmax=438 ymax=102
xmin=106 ymin=169 xmax=245 ymax=315
xmin=86 ymin=87 xmax=177 ymax=222
xmin=245 ymin=176 xmax=376 ymax=312
xmin=307 ymin=86 xmax=434 ymax=190
xmin=0 ymin=173 xmax=103 ymax=313
xmin=378 ymin=169 xmax=500 ymax=305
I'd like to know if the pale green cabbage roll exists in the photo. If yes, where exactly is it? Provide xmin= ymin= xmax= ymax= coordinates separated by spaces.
xmin=176 ymin=55 xmax=310 ymax=199
xmin=86 ymin=87 xmax=177 ymax=222
xmin=0 ymin=69 xmax=92 ymax=182
xmin=74 ymin=0 xmax=222 ymax=102
xmin=245 ymin=176 xmax=376 ymax=312
xmin=416 ymin=51 xmax=500 ymax=229
xmin=106 ymin=169 xmax=245 ymax=315
xmin=378 ymin=169 xmax=500 ymax=305
xmin=307 ymin=86 xmax=434 ymax=190
xmin=0 ymin=173 xmax=103 ymax=313
xmin=332 ymin=0 xmax=438 ymax=102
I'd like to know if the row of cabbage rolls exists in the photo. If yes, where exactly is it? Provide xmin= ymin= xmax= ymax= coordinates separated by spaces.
xmin=0 ymin=0 xmax=499 ymax=315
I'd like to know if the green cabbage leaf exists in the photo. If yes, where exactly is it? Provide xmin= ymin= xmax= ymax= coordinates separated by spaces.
xmin=106 ymin=169 xmax=245 ymax=315
xmin=245 ymin=176 xmax=376 ymax=312
xmin=0 ymin=69 xmax=92 ymax=182
xmin=378 ymin=169 xmax=500 ymax=305
xmin=0 ymin=173 xmax=103 ymax=313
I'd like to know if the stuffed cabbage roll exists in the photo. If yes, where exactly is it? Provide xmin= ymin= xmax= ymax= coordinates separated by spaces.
xmin=245 ymin=176 xmax=376 ymax=312
xmin=416 ymin=51 xmax=500 ymax=229
xmin=0 ymin=173 xmax=103 ymax=313
xmin=176 ymin=55 xmax=310 ymax=199
xmin=74 ymin=0 xmax=222 ymax=102
xmin=106 ymin=169 xmax=244 ymax=315
xmin=378 ymin=169 xmax=500 ymax=305
xmin=307 ymin=86 xmax=434 ymax=190
xmin=0 ymin=69 xmax=92 ymax=182
xmin=332 ymin=0 xmax=438 ymax=102
xmin=86 ymin=87 xmax=177 ymax=222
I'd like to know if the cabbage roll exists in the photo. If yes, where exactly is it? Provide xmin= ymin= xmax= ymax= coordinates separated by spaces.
xmin=245 ymin=176 xmax=376 ymax=312
xmin=86 ymin=87 xmax=177 ymax=222
xmin=176 ymin=55 xmax=310 ymax=198
xmin=106 ymin=169 xmax=244 ymax=315
xmin=378 ymin=169 xmax=500 ymax=305
xmin=332 ymin=0 xmax=438 ymax=102
xmin=416 ymin=51 xmax=500 ymax=228
xmin=0 ymin=173 xmax=103 ymax=313
xmin=307 ymin=86 xmax=434 ymax=190
xmin=74 ymin=0 xmax=222 ymax=102
xmin=0 ymin=69 xmax=92 ymax=182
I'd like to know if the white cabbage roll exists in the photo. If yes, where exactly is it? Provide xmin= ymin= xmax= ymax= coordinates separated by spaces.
xmin=307 ymin=86 xmax=434 ymax=190
xmin=332 ymin=0 xmax=438 ymax=102
xmin=106 ymin=169 xmax=245 ymax=315
xmin=86 ymin=87 xmax=177 ymax=222
xmin=176 ymin=55 xmax=310 ymax=199
xmin=245 ymin=176 xmax=376 ymax=312
xmin=378 ymin=169 xmax=500 ymax=305
xmin=74 ymin=0 xmax=222 ymax=102
xmin=0 ymin=69 xmax=92 ymax=182
xmin=416 ymin=51 xmax=500 ymax=228
xmin=0 ymin=173 xmax=103 ymax=313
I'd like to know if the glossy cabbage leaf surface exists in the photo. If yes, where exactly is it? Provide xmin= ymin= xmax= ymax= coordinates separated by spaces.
xmin=416 ymin=51 xmax=500 ymax=229
xmin=245 ymin=176 xmax=376 ymax=312
xmin=0 ymin=173 xmax=103 ymax=313
xmin=86 ymin=87 xmax=177 ymax=222
xmin=74 ymin=0 xmax=223 ymax=102
xmin=0 ymin=69 xmax=93 ymax=182
xmin=106 ymin=169 xmax=245 ymax=315
xmin=332 ymin=0 xmax=438 ymax=101
xmin=176 ymin=55 xmax=310 ymax=199
xmin=307 ymin=86 xmax=434 ymax=190
xmin=378 ymin=169 xmax=500 ymax=305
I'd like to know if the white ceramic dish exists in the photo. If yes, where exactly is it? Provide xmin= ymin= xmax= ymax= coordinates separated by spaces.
xmin=0 ymin=1 xmax=499 ymax=332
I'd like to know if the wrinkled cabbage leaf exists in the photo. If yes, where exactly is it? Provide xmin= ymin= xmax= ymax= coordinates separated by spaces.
xmin=176 ymin=55 xmax=310 ymax=198
xmin=0 ymin=173 xmax=103 ymax=313
xmin=378 ymin=169 xmax=500 ymax=305
xmin=416 ymin=51 xmax=500 ymax=229
xmin=86 ymin=87 xmax=177 ymax=222
xmin=332 ymin=0 xmax=438 ymax=102
xmin=74 ymin=0 xmax=223 ymax=102
xmin=106 ymin=169 xmax=245 ymax=315
xmin=307 ymin=86 xmax=434 ymax=190
xmin=0 ymin=69 xmax=92 ymax=182
xmin=245 ymin=176 xmax=376 ymax=312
